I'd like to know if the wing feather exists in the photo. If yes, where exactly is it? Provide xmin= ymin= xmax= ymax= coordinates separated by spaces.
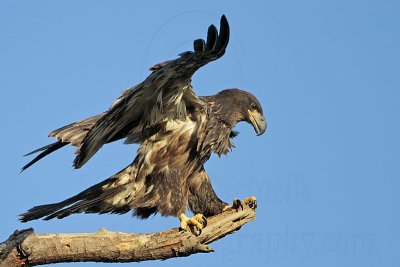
xmin=73 ymin=15 xmax=230 ymax=168
xmin=206 ymin=25 xmax=218 ymax=50
xmin=194 ymin=39 xmax=206 ymax=52
xmin=21 ymin=114 xmax=104 ymax=171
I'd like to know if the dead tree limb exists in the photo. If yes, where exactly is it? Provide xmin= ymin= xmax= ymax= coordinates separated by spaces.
xmin=0 ymin=207 xmax=256 ymax=266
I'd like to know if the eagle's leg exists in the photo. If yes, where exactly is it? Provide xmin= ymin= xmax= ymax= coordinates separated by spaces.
xmin=188 ymin=170 xmax=228 ymax=216
xmin=223 ymin=196 xmax=257 ymax=211
xmin=179 ymin=213 xmax=207 ymax=236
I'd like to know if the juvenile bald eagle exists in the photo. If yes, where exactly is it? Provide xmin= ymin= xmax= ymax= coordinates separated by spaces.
xmin=20 ymin=15 xmax=266 ymax=234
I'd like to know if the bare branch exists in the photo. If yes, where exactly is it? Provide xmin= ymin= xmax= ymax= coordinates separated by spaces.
xmin=0 ymin=207 xmax=255 ymax=266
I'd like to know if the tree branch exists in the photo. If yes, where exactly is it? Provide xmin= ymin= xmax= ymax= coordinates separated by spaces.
xmin=0 ymin=207 xmax=256 ymax=266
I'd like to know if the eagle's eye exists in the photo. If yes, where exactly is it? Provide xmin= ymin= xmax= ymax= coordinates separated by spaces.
xmin=250 ymin=102 xmax=257 ymax=110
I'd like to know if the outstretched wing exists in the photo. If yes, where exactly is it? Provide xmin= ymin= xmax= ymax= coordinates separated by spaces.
xmin=21 ymin=88 xmax=140 ymax=171
xmin=21 ymin=113 xmax=104 ymax=171
xmin=73 ymin=15 xmax=230 ymax=168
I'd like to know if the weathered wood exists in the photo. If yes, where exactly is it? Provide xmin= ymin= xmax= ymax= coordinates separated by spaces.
xmin=0 ymin=207 xmax=255 ymax=266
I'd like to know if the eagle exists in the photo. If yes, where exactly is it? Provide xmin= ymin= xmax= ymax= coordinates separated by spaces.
xmin=20 ymin=15 xmax=266 ymax=235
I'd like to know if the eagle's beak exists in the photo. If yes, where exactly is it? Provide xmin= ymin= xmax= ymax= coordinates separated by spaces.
xmin=248 ymin=110 xmax=267 ymax=136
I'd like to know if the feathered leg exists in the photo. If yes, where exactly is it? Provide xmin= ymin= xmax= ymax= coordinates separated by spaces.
xmin=188 ymin=170 xmax=227 ymax=217
xmin=188 ymin=170 xmax=257 ymax=219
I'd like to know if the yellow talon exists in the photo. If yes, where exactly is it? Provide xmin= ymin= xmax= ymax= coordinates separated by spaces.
xmin=179 ymin=213 xmax=207 ymax=236
xmin=224 ymin=196 xmax=257 ymax=212
xmin=243 ymin=196 xmax=257 ymax=210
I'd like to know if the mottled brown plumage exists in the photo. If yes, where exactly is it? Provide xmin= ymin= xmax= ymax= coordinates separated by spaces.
xmin=20 ymin=16 xmax=266 ymax=231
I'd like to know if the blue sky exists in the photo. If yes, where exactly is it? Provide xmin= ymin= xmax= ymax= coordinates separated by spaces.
xmin=1 ymin=1 xmax=399 ymax=266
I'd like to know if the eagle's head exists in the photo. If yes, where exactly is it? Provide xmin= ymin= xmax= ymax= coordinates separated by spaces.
xmin=216 ymin=89 xmax=267 ymax=135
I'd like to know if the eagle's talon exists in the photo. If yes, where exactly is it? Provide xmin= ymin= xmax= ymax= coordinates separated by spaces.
xmin=224 ymin=196 xmax=257 ymax=212
xmin=232 ymin=198 xmax=243 ymax=211
xmin=201 ymin=214 xmax=208 ymax=228
xmin=179 ymin=213 xmax=207 ymax=236
xmin=243 ymin=196 xmax=257 ymax=210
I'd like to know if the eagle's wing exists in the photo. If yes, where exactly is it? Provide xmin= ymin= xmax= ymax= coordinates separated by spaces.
xmin=73 ymin=15 xmax=230 ymax=168
xmin=21 ymin=92 xmax=129 ymax=171
xmin=21 ymin=113 xmax=103 ymax=172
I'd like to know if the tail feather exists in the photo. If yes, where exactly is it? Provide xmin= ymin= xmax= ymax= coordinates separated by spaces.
xmin=19 ymin=177 xmax=126 ymax=222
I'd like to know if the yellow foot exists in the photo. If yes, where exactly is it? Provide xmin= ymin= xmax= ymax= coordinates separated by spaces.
xmin=223 ymin=196 xmax=257 ymax=211
xmin=179 ymin=213 xmax=207 ymax=236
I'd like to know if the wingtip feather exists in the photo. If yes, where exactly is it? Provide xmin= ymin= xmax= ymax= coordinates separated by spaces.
xmin=21 ymin=142 xmax=68 ymax=172
xmin=206 ymin=25 xmax=218 ymax=50
xmin=215 ymin=15 xmax=230 ymax=54
xmin=194 ymin=39 xmax=206 ymax=52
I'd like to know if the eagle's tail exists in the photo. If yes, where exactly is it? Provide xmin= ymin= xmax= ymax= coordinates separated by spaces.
xmin=19 ymin=173 xmax=131 ymax=222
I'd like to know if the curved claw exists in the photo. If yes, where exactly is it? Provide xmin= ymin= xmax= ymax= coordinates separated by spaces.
xmin=224 ymin=196 xmax=257 ymax=212
xmin=232 ymin=198 xmax=243 ymax=211
xmin=243 ymin=196 xmax=257 ymax=210
xmin=179 ymin=213 xmax=207 ymax=236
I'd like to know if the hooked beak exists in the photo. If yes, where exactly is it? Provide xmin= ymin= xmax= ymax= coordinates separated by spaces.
xmin=248 ymin=109 xmax=267 ymax=136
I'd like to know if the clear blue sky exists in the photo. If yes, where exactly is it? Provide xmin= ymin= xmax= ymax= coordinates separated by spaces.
xmin=1 ymin=1 xmax=399 ymax=266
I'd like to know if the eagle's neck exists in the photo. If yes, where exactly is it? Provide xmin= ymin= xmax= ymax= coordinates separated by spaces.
xmin=199 ymin=95 xmax=244 ymax=156
xmin=210 ymin=95 xmax=245 ymax=129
